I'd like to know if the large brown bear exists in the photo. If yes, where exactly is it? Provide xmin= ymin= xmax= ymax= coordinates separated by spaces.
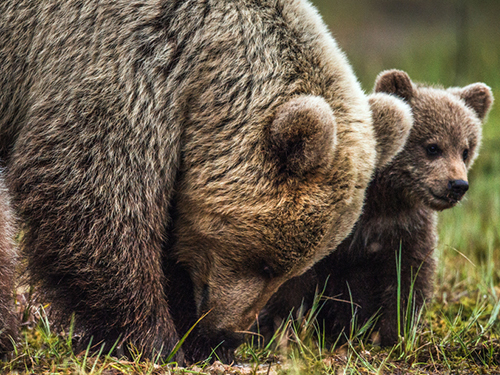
xmin=0 ymin=176 xmax=17 ymax=355
xmin=259 ymin=70 xmax=493 ymax=347
xmin=0 ymin=1 xmax=410 ymax=363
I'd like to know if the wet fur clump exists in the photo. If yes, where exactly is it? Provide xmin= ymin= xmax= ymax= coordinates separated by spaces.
xmin=259 ymin=70 xmax=493 ymax=346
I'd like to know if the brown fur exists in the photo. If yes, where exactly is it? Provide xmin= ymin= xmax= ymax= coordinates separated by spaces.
xmin=0 ymin=0 xmax=398 ymax=363
xmin=259 ymin=70 xmax=493 ymax=346
xmin=0 ymin=175 xmax=17 ymax=354
xmin=368 ymin=93 xmax=413 ymax=169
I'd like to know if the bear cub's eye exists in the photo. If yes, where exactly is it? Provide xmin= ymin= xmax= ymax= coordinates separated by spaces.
xmin=463 ymin=149 xmax=469 ymax=161
xmin=425 ymin=144 xmax=441 ymax=157
xmin=261 ymin=263 xmax=275 ymax=279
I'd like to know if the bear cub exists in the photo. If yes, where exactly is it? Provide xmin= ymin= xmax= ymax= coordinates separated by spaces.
xmin=259 ymin=70 xmax=493 ymax=346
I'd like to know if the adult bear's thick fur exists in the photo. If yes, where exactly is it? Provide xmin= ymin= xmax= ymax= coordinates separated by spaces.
xmin=0 ymin=176 xmax=17 ymax=355
xmin=0 ymin=1 xmax=409 ymax=362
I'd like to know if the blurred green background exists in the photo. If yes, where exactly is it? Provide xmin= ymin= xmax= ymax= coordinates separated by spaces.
xmin=311 ymin=0 xmax=499 ymax=89
xmin=310 ymin=0 xmax=500 ymax=289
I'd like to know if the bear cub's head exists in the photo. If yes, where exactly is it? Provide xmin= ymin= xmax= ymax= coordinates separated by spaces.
xmin=375 ymin=70 xmax=493 ymax=210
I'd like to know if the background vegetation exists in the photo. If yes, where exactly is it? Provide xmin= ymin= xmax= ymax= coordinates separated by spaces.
xmin=3 ymin=0 xmax=499 ymax=373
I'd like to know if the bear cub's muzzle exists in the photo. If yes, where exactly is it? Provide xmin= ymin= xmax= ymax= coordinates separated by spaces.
xmin=447 ymin=179 xmax=469 ymax=201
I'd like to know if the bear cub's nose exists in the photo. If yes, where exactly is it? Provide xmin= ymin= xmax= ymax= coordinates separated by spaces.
xmin=448 ymin=179 xmax=469 ymax=199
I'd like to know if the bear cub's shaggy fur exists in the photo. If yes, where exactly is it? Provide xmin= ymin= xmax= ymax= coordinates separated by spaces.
xmin=260 ymin=70 xmax=493 ymax=346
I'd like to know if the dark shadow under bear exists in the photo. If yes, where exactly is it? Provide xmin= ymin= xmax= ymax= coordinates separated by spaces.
xmin=259 ymin=70 xmax=493 ymax=347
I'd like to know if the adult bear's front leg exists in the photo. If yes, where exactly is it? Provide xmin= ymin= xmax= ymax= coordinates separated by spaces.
xmin=7 ymin=93 xmax=183 ymax=362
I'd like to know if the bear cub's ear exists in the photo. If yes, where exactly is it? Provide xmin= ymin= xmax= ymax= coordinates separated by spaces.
xmin=374 ymin=70 xmax=414 ymax=102
xmin=449 ymin=83 xmax=494 ymax=120
xmin=368 ymin=92 xmax=413 ymax=169
xmin=269 ymin=95 xmax=336 ymax=176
